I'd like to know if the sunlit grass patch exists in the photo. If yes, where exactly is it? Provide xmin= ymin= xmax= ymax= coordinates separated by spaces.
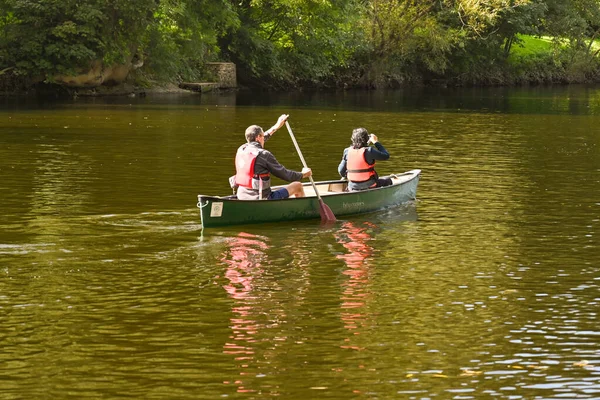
xmin=509 ymin=35 xmax=554 ymax=58
xmin=509 ymin=34 xmax=600 ymax=59
xmin=504 ymin=34 xmax=600 ymax=84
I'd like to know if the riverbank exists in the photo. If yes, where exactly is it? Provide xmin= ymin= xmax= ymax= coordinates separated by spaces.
xmin=0 ymin=82 xmax=235 ymax=99
xmin=2 ymin=61 xmax=600 ymax=99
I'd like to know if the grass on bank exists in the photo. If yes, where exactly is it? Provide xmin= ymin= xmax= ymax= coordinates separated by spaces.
xmin=509 ymin=34 xmax=600 ymax=58
xmin=504 ymin=35 xmax=600 ymax=84
xmin=509 ymin=35 xmax=554 ymax=58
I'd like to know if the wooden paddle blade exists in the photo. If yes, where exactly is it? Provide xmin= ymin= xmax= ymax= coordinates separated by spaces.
xmin=318 ymin=199 xmax=336 ymax=223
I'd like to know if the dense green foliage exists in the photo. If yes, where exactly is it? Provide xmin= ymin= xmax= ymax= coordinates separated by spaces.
xmin=1 ymin=0 xmax=600 ymax=91
xmin=1 ymin=0 xmax=157 ymax=84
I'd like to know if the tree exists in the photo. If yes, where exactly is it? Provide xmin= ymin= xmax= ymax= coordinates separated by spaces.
xmin=218 ymin=0 xmax=364 ymax=88
xmin=142 ymin=0 xmax=240 ymax=81
xmin=0 ymin=0 xmax=157 ymax=81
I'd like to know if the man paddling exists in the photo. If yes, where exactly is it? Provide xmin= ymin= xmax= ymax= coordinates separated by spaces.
xmin=338 ymin=127 xmax=393 ymax=191
xmin=234 ymin=114 xmax=312 ymax=200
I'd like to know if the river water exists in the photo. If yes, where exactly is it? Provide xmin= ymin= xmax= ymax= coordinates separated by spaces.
xmin=1 ymin=86 xmax=599 ymax=399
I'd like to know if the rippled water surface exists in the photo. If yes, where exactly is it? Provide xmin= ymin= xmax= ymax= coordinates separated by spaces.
xmin=1 ymin=86 xmax=599 ymax=399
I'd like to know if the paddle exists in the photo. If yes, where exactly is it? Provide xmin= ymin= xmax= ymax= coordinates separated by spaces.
xmin=285 ymin=121 xmax=336 ymax=223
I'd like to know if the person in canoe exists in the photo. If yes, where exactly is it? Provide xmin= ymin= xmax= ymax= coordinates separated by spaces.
xmin=233 ymin=114 xmax=312 ymax=200
xmin=338 ymin=127 xmax=393 ymax=191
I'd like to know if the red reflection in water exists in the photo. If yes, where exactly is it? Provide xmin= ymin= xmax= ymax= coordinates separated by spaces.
xmin=219 ymin=231 xmax=312 ymax=394
xmin=221 ymin=232 xmax=268 ymax=394
xmin=335 ymin=221 xmax=377 ymax=349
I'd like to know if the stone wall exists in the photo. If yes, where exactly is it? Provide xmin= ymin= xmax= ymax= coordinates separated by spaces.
xmin=206 ymin=62 xmax=237 ymax=88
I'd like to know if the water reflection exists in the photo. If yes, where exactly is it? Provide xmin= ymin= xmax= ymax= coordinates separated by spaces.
xmin=218 ymin=230 xmax=313 ymax=395
xmin=220 ymin=232 xmax=268 ymax=394
xmin=335 ymin=221 xmax=380 ymax=350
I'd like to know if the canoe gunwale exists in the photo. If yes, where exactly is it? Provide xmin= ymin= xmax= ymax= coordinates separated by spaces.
xmin=197 ymin=169 xmax=421 ymax=228
xmin=197 ymin=169 xmax=421 ymax=203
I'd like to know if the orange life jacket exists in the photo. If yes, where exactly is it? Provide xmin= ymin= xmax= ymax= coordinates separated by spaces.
xmin=347 ymin=147 xmax=376 ymax=183
xmin=234 ymin=144 xmax=270 ymax=188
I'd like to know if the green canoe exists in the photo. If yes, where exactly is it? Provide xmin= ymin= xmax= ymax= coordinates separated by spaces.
xmin=197 ymin=169 xmax=421 ymax=228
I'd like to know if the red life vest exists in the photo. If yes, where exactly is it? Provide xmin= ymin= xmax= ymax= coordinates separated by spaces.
xmin=234 ymin=144 xmax=270 ymax=188
xmin=347 ymin=147 xmax=376 ymax=183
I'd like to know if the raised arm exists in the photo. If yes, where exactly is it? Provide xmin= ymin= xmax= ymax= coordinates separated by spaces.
xmin=365 ymin=135 xmax=390 ymax=163
xmin=264 ymin=114 xmax=289 ymax=140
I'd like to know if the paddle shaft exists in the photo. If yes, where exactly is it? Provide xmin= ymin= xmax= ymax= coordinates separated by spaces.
xmin=285 ymin=121 xmax=323 ymax=202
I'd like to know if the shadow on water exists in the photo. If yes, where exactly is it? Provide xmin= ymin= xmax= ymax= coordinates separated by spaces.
xmin=4 ymin=84 xmax=600 ymax=116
